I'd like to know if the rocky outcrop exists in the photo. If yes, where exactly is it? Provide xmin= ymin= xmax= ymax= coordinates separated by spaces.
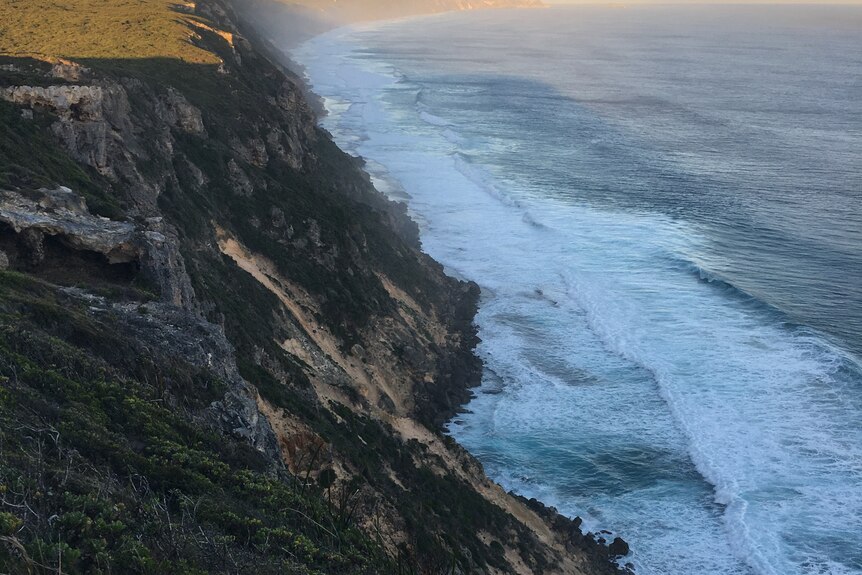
xmin=0 ymin=81 xmax=166 ymax=212
xmin=156 ymin=87 xmax=207 ymax=136
xmin=100 ymin=294 xmax=282 ymax=461
xmin=610 ymin=537 xmax=631 ymax=558
xmin=1 ymin=85 xmax=108 ymax=121
xmin=0 ymin=187 xmax=137 ymax=262
xmin=0 ymin=187 xmax=195 ymax=306
xmin=0 ymin=187 xmax=275 ymax=463
xmin=137 ymin=218 xmax=197 ymax=307
xmin=2 ymin=84 xmax=121 ymax=176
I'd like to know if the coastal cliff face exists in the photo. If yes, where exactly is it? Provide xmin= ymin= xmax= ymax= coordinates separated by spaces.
xmin=0 ymin=1 xmax=624 ymax=574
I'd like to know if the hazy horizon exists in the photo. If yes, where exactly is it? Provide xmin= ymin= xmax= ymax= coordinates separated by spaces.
xmin=545 ymin=0 xmax=862 ymax=4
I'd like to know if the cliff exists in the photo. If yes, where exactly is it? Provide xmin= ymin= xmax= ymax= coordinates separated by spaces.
xmin=0 ymin=1 xmax=626 ymax=574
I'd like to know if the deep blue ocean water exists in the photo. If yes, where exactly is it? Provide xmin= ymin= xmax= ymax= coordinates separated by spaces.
xmin=293 ymin=6 xmax=862 ymax=574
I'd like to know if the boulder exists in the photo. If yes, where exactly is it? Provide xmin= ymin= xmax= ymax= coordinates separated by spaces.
xmin=609 ymin=537 xmax=630 ymax=557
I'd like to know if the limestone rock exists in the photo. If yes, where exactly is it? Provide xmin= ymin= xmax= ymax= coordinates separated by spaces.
xmin=61 ymin=289 xmax=282 ymax=464
xmin=139 ymin=218 xmax=196 ymax=308
xmin=0 ymin=188 xmax=137 ymax=262
xmin=0 ymin=188 xmax=195 ymax=308
xmin=50 ymin=60 xmax=89 ymax=82
xmin=0 ymin=82 xmax=162 ymax=213
xmin=0 ymin=83 xmax=132 ymax=178
xmin=231 ymin=136 xmax=269 ymax=168
xmin=1 ymin=85 xmax=104 ymax=120
xmin=156 ymin=88 xmax=206 ymax=136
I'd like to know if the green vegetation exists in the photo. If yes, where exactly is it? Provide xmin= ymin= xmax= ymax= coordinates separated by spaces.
xmin=0 ymin=272 xmax=390 ymax=574
xmin=0 ymin=269 xmax=533 ymax=574
xmin=0 ymin=100 xmax=124 ymax=218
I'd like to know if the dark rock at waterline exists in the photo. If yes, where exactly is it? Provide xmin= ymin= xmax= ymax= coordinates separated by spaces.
xmin=573 ymin=516 xmax=583 ymax=530
xmin=508 ymin=494 xmax=632 ymax=573
xmin=609 ymin=537 xmax=630 ymax=557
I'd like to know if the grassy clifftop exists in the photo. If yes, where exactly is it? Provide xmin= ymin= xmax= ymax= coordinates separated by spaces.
xmin=0 ymin=0 xmax=219 ymax=63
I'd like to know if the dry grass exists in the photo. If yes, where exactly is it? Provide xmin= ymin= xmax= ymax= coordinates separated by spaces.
xmin=0 ymin=0 xmax=220 ymax=64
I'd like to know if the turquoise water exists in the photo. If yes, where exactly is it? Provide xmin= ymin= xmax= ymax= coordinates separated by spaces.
xmin=294 ymin=6 xmax=862 ymax=574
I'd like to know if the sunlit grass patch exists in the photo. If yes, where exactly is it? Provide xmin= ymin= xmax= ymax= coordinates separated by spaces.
xmin=0 ymin=0 xmax=221 ymax=64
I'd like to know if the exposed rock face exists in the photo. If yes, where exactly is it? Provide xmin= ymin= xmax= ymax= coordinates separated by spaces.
xmin=51 ymin=60 xmax=89 ymax=81
xmin=0 ymin=197 xmax=264 ymax=465
xmin=0 ymin=187 xmax=137 ymax=262
xmin=1 ymin=84 xmax=107 ymax=121
xmin=156 ymin=87 xmax=207 ymax=136
xmin=228 ymin=158 xmax=255 ymax=196
xmin=0 ymin=187 xmax=195 ymax=306
xmin=137 ymin=218 xmax=197 ymax=307
xmin=2 ymin=84 xmax=123 ymax=176
xmin=102 ymin=295 xmax=282 ymax=461
xmin=0 ymin=81 xmax=166 ymax=212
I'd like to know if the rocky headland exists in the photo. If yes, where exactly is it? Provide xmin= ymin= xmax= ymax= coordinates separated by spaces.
xmin=0 ymin=1 xmax=628 ymax=574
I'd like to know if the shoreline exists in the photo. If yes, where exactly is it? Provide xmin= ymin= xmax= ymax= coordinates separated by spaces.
xmin=268 ymin=14 xmax=636 ymax=575
xmin=286 ymin=6 xmax=862 ymax=572
xmin=231 ymin=5 xmax=637 ymax=574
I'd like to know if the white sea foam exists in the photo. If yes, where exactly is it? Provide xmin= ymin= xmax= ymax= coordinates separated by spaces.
xmin=295 ymin=24 xmax=862 ymax=575
xmin=419 ymin=110 xmax=453 ymax=127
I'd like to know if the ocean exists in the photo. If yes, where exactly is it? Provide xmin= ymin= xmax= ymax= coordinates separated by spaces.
xmin=292 ymin=6 xmax=862 ymax=574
